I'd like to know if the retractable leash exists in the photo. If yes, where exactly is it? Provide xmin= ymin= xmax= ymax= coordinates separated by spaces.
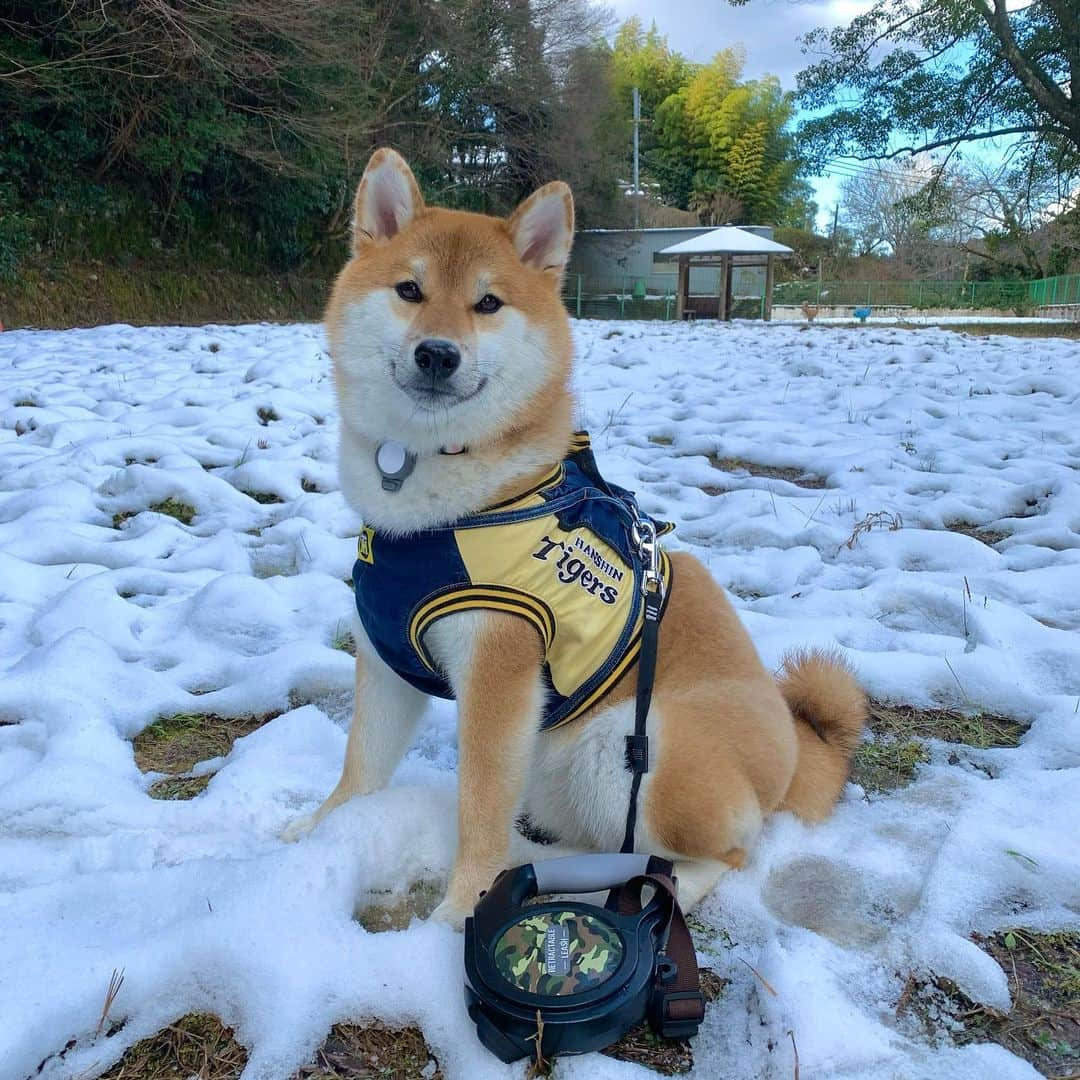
xmin=464 ymin=500 xmax=706 ymax=1063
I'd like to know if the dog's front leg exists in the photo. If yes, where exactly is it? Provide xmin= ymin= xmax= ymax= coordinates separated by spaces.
xmin=281 ymin=635 xmax=427 ymax=841
xmin=427 ymin=610 xmax=544 ymax=928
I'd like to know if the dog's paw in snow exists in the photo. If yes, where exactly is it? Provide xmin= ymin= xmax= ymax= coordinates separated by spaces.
xmin=280 ymin=812 xmax=320 ymax=843
xmin=429 ymin=898 xmax=470 ymax=931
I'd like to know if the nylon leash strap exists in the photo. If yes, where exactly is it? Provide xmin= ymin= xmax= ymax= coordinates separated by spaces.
xmin=615 ymin=515 xmax=706 ymax=1035
xmin=621 ymin=516 xmax=662 ymax=856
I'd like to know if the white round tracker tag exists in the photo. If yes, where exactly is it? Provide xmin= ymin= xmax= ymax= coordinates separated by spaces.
xmin=376 ymin=441 xmax=408 ymax=474
xmin=375 ymin=441 xmax=416 ymax=492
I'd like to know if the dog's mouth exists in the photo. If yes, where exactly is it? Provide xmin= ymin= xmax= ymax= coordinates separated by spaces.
xmin=392 ymin=375 xmax=488 ymax=410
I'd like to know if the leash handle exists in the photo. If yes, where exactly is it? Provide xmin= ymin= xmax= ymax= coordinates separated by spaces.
xmin=532 ymin=853 xmax=653 ymax=894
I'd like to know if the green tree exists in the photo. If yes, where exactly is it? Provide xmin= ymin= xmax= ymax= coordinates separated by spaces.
xmin=776 ymin=0 xmax=1080 ymax=187
xmin=652 ymin=52 xmax=802 ymax=223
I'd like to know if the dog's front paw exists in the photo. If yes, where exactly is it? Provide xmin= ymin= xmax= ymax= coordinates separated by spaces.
xmin=280 ymin=811 xmax=320 ymax=843
xmin=429 ymin=897 xmax=471 ymax=931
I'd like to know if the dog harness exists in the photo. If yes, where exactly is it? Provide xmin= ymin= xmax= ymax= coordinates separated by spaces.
xmin=352 ymin=432 xmax=673 ymax=729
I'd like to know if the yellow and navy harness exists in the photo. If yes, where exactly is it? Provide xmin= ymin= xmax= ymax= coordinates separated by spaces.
xmin=352 ymin=433 xmax=673 ymax=730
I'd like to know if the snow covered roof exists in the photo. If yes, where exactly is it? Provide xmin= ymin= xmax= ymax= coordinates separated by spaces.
xmin=659 ymin=226 xmax=794 ymax=256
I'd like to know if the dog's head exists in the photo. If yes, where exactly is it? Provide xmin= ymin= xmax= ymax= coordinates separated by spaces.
xmin=326 ymin=148 xmax=574 ymax=455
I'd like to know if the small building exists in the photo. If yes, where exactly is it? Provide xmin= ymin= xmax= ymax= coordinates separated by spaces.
xmin=567 ymin=226 xmax=785 ymax=319
xmin=659 ymin=227 xmax=795 ymax=321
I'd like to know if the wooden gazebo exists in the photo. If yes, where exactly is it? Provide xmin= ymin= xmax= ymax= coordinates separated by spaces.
xmin=659 ymin=227 xmax=795 ymax=321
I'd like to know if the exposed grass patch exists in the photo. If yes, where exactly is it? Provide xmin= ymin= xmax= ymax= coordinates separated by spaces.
xmin=148 ymin=774 xmax=214 ymax=800
xmin=244 ymin=490 xmax=286 ymax=505
xmin=852 ymin=701 xmax=1027 ymax=794
xmin=257 ymin=406 xmax=280 ymax=426
xmin=945 ymin=521 xmax=1010 ymax=546
xmin=329 ymin=623 xmax=356 ymax=656
xmin=869 ymin=700 xmax=1026 ymax=749
xmin=852 ymin=735 xmax=931 ymax=793
xmin=354 ymin=881 xmax=442 ymax=932
xmin=3 ymin=264 xmax=328 ymax=330
xmin=99 ymin=1013 xmax=248 ymax=1079
xmin=150 ymin=498 xmax=197 ymax=525
xmin=931 ymin=321 xmax=1080 ymax=340
xmin=601 ymin=968 xmax=727 ymax=1075
xmin=649 ymin=434 xmax=674 ymax=446
xmin=301 ymin=477 xmax=322 ymax=493
xmin=133 ymin=712 xmax=275 ymax=799
xmin=113 ymin=510 xmax=137 ymax=529
xmin=708 ymin=454 xmax=826 ymax=489
xmin=900 ymin=930 xmax=1080 ymax=1077
xmin=295 ymin=1021 xmax=442 ymax=1079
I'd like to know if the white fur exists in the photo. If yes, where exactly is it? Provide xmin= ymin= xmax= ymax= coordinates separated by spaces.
xmin=280 ymin=619 xmax=427 ymax=842
xmin=333 ymin=292 xmax=563 ymax=534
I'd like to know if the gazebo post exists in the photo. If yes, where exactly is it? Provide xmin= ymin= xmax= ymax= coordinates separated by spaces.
xmin=717 ymin=257 xmax=727 ymax=321
xmin=723 ymin=255 xmax=734 ymax=321
xmin=764 ymin=254 xmax=775 ymax=322
xmin=676 ymin=257 xmax=689 ymax=320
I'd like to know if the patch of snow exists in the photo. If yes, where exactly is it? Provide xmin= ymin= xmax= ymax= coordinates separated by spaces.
xmin=1 ymin=319 xmax=1078 ymax=1078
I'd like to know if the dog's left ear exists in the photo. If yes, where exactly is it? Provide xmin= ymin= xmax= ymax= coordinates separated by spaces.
xmin=507 ymin=182 xmax=574 ymax=276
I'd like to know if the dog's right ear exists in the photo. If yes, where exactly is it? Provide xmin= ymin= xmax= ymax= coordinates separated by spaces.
xmin=352 ymin=148 xmax=424 ymax=254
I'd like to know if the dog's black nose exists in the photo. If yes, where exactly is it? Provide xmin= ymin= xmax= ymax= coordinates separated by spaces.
xmin=414 ymin=339 xmax=461 ymax=380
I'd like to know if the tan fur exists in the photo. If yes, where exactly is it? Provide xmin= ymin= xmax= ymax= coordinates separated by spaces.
xmin=287 ymin=148 xmax=869 ymax=925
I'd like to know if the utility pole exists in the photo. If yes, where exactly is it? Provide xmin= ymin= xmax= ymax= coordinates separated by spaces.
xmin=632 ymin=86 xmax=641 ymax=231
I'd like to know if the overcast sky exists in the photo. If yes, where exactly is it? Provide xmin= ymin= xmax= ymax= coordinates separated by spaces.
xmin=606 ymin=0 xmax=873 ymax=226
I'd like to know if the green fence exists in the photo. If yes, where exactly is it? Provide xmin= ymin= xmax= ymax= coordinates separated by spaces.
xmin=773 ymin=279 xmax=1033 ymax=310
xmin=562 ymin=274 xmax=679 ymax=321
xmin=562 ymin=272 xmax=1080 ymax=321
xmin=1029 ymin=273 xmax=1080 ymax=308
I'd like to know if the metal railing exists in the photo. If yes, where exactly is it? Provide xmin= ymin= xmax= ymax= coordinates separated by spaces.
xmin=1028 ymin=273 xmax=1080 ymax=309
xmin=562 ymin=272 xmax=1080 ymax=320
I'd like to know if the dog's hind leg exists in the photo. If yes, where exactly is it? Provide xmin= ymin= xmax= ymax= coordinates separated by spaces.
xmin=281 ymin=642 xmax=427 ymax=841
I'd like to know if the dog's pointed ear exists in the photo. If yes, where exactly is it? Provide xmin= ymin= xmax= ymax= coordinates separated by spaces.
xmin=352 ymin=148 xmax=424 ymax=254
xmin=507 ymin=181 xmax=574 ymax=276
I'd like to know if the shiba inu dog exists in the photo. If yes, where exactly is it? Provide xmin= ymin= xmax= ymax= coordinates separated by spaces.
xmin=282 ymin=148 xmax=868 ymax=927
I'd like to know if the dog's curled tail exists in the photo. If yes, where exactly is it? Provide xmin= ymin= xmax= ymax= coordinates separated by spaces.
xmin=777 ymin=649 xmax=868 ymax=822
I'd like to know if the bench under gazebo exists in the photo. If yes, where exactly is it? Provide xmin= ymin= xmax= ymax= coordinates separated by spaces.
xmin=659 ymin=227 xmax=795 ymax=321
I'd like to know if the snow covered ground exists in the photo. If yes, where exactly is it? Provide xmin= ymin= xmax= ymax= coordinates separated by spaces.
xmin=1 ymin=318 xmax=1078 ymax=1079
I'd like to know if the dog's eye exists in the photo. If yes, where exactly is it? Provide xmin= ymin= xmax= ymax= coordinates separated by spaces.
xmin=395 ymin=281 xmax=423 ymax=303
xmin=474 ymin=293 xmax=503 ymax=314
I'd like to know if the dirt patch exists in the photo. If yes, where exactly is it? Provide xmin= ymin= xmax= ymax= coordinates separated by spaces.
xmin=900 ymin=930 xmax=1080 ymax=1077
xmin=600 ymin=968 xmax=727 ymax=1075
xmin=133 ymin=712 xmax=276 ymax=799
xmin=707 ymin=455 xmax=826 ymax=489
xmin=294 ymin=1021 xmax=442 ymax=1079
xmin=354 ymin=881 xmax=442 ymax=932
xmin=99 ymin=1013 xmax=248 ymax=1079
xmin=945 ymin=521 xmax=1010 ymax=546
